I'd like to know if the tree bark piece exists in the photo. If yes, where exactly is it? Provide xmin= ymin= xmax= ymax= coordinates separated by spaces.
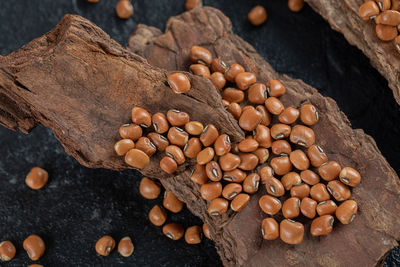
xmin=128 ymin=7 xmax=400 ymax=267
xmin=304 ymin=0 xmax=400 ymax=105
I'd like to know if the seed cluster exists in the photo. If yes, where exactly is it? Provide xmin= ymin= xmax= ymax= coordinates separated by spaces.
xmin=114 ymin=44 xmax=362 ymax=246
xmin=139 ymin=177 xmax=210 ymax=244
xmin=95 ymin=235 xmax=134 ymax=257
xmin=358 ymin=0 xmax=400 ymax=54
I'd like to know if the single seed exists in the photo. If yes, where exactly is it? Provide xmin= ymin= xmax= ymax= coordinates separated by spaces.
xmin=167 ymin=73 xmax=191 ymax=93
xmin=139 ymin=177 xmax=161 ymax=199
xmin=25 ymin=167 xmax=49 ymax=190
xmin=116 ymin=0 xmax=134 ymax=19
xmin=118 ymin=237 xmax=134 ymax=257
xmin=163 ymin=191 xmax=184 ymax=213
xmin=185 ymin=226 xmax=202 ymax=244
xmin=0 ymin=241 xmax=16 ymax=262
xmin=163 ymin=223 xmax=184 ymax=240
xmin=248 ymin=5 xmax=268 ymax=26
xmin=95 ymin=235 xmax=115 ymax=257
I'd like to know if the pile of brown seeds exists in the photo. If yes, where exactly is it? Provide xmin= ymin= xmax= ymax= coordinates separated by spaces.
xmin=113 ymin=44 xmax=362 ymax=245
xmin=139 ymin=177 xmax=211 ymax=243
xmin=358 ymin=0 xmax=400 ymax=54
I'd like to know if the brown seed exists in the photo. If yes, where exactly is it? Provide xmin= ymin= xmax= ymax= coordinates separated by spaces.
xmin=147 ymin=133 xmax=169 ymax=151
xmin=243 ymin=173 xmax=260 ymax=194
xmin=167 ymin=127 xmax=189 ymax=147
xmin=395 ymin=35 xmax=400 ymax=54
xmin=160 ymin=156 xmax=178 ymax=174
xmin=167 ymin=110 xmax=190 ymax=127
xmin=327 ymin=180 xmax=351 ymax=201
xmin=279 ymin=107 xmax=299 ymax=124
xmin=163 ymin=223 xmax=184 ymax=240
xmin=135 ymin=137 xmax=156 ymax=157
xmin=238 ymin=138 xmax=259 ymax=152
xmin=222 ymin=88 xmax=245 ymax=103
xmin=310 ymin=215 xmax=334 ymax=236
xmin=259 ymin=166 xmax=274 ymax=184
xmin=28 ymin=265 xmax=44 ymax=267
xmin=231 ymin=193 xmax=250 ymax=212
xmin=282 ymin=197 xmax=301 ymax=219
xmin=197 ymin=147 xmax=215 ymax=165
xmin=165 ymin=145 xmax=185 ymax=165
xmin=88 ymin=0 xmax=100 ymax=2
xmin=131 ymin=107 xmax=151 ymax=128
xmin=336 ymin=200 xmax=358 ymax=224
xmin=119 ymin=124 xmax=142 ymax=140
xmin=376 ymin=24 xmax=398 ymax=41
xmin=266 ymin=80 xmax=286 ymax=97
xmin=261 ymin=218 xmax=279 ymax=240
xmin=139 ymin=177 xmax=161 ymax=199
xmin=227 ymin=103 xmax=242 ymax=119
xmin=200 ymin=182 xmax=222 ymax=200
xmin=253 ymin=148 xmax=270 ymax=164
xmin=210 ymin=72 xmax=226 ymax=90
xmin=214 ymin=134 xmax=231 ymax=156
xmin=248 ymin=5 xmax=268 ymax=26
xmin=200 ymin=124 xmax=219 ymax=146
xmin=300 ymin=104 xmax=319 ymax=126
xmin=203 ymin=224 xmax=211 ymax=239
xmin=167 ymin=73 xmax=191 ymax=94
xmin=300 ymin=197 xmax=317 ymax=219
xmin=270 ymin=124 xmax=291 ymax=140
xmin=184 ymin=137 xmax=202 ymax=158
xmin=248 ymin=83 xmax=267 ymax=104
xmin=310 ymin=183 xmax=330 ymax=202
xmin=185 ymin=0 xmax=202 ymax=10
xmin=316 ymin=200 xmax=337 ymax=216
xmin=265 ymin=97 xmax=284 ymax=115
xmin=290 ymin=125 xmax=315 ymax=148
xmin=185 ymin=226 xmax=202 ymax=245
xmin=289 ymin=149 xmax=310 ymax=171
xmin=254 ymin=125 xmax=272 ymax=148
xmin=219 ymin=153 xmax=241 ymax=171
xmin=238 ymin=153 xmax=259 ymax=171
xmin=392 ymin=0 xmax=400 ymax=11
xmin=223 ymin=169 xmax=247 ymax=183
xmin=271 ymin=140 xmax=292 ymax=156
xmin=190 ymin=164 xmax=209 ymax=184
xmin=225 ymin=63 xmax=245 ymax=82
xmin=241 ymin=104 xmax=255 ymax=112
xmin=280 ymin=219 xmax=304 ymax=245
xmin=319 ymin=161 xmax=341 ymax=181
xmin=190 ymin=64 xmax=211 ymax=79
xmin=0 ymin=241 xmax=16 ymax=262
xmin=211 ymin=58 xmax=228 ymax=73
xmin=163 ymin=191 xmax=184 ymax=213
xmin=235 ymin=72 xmax=257 ymax=90
xmin=281 ymin=172 xmax=302 ymax=190
xmin=239 ymin=108 xmax=263 ymax=131
xmin=25 ymin=167 xmax=49 ymax=190
xmin=259 ymin=195 xmax=282 ymax=215
xmin=290 ymin=184 xmax=310 ymax=199
xmin=222 ymin=98 xmax=230 ymax=108
xmin=288 ymin=0 xmax=304 ymax=12
xmin=307 ymin=145 xmax=328 ymax=167
xmin=300 ymin=169 xmax=320 ymax=185
xmin=270 ymin=156 xmax=292 ymax=176
xmin=222 ymin=183 xmax=243 ymax=200
xmin=118 ymin=237 xmax=134 ymax=257
xmin=339 ymin=167 xmax=361 ymax=187
xmin=205 ymin=161 xmax=223 ymax=181
xmin=376 ymin=0 xmax=391 ymax=11
xmin=208 ymin=198 xmax=229 ymax=216
xmin=359 ymin=1 xmax=380 ymax=20
xmin=149 ymin=205 xmax=167 ymax=226
xmin=189 ymin=46 xmax=212 ymax=65
xmin=94 ymin=235 xmax=114 ymax=257
xmin=265 ymin=177 xmax=285 ymax=197
xmin=152 ymin=113 xmax=169 ymax=134
xmin=125 ymin=149 xmax=150 ymax=169
xmin=256 ymin=105 xmax=272 ymax=126
xmin=116 ymin=0 xmax=134 ymax=19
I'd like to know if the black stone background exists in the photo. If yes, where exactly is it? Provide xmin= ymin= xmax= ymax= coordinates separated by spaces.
xmin=0 ymin=0 xmax=399 ymax=266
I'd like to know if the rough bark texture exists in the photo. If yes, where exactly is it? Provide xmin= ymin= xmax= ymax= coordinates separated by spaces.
xmin=304 ymin=0 xmax=400 ymax=105
xmin=128 ymin=7 xmax=400 ymax=267
xmin=0 ymin=7 xmax=398 ymax=267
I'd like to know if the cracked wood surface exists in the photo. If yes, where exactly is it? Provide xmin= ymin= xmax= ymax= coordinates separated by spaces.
xmin=305 ymin=0 xmax=400 ymax=105
xmin=128 ymin=7 xmax=400 ymax=267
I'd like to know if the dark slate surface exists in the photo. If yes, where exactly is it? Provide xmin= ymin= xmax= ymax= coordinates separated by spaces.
xmin=0 ymin=0 xmax=399 ymax=266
